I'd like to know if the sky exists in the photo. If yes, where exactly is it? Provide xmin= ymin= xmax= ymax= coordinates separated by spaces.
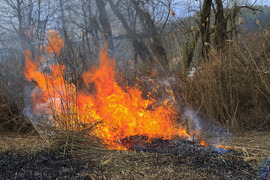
xmin=174 ymin=0 xmax=270 ymax=6
xmin=242 ymin=0 xmax=270 ymax=5
xmin=172 ymin=0 xmax=270 ymax=17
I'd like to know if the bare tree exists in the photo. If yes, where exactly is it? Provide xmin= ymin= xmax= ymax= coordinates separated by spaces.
xmin=0 ymin=0 xmax=55 ymax=53
xmin=131 ymin=0 xmax=169 ymax=69
xmin=108 ymin=0 xmax=171 ymax=71
xmin=95 ymin=0 xmax=114 ymax=51
xmin=108 ymin=0 xmax=153 ymax=64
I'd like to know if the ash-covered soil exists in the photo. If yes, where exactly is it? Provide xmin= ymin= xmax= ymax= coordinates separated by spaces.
xmin=121 ymin=136 xmax=256 ymax=179
xmin=0 ymin=140 xmax=257 ymax=180
xmin=1 ymin=132 xmax=269 ymax=179
xmin=0 ymin=150 xmax=95 ymax=179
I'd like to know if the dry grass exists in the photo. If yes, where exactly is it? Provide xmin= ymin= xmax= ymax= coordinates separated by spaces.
xmin=233 ymin=131 xmax=270 ymax=159
xmin=177 ymin=32 xmax=270 ymax=130
xmin=0 ymin=86 xmax=34 ymax=134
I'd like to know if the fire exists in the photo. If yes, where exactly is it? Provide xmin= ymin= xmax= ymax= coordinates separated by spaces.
xmin=45 ymin=30 xmax=64 ymax=55
xmin=215 ymin=139 xmax=234 ymax=151
xmin=24 ymin=30 xmax=204 ymax=150
xmin=200 ymin=140 xmax=207 ymax=147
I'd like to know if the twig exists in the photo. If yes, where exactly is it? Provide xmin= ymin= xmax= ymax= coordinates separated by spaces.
xmin=30 ymin=121 xmax=50 ymax=145
xmin=118 ymin=137 xmax=128 ymax=154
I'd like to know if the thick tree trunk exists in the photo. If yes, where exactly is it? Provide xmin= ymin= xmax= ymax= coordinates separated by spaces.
xmin=95 ymin=0 xmax=114 ymax=51
xmin=199 ymin=0 xmax=212 ymax=61
xmin=214 ymin=0 xmax=227 ymax=49
xmin=229 ymin=3 xmax=239 ymax=40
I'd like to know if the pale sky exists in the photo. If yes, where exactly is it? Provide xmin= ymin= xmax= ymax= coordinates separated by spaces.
xmin=174 ymin=0 xmax=270 ymax=6
xmin=172 ymin=0 xmax=270 ymax=17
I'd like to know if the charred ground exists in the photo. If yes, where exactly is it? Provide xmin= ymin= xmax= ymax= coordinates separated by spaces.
xmin=0 ymin=131 xmax=269 ymax=179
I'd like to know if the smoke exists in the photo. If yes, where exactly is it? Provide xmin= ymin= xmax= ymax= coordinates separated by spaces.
xmin=23 ymin=86 xmax=34 ymax=120
xmin=182 ymin=106 xmax=234 ymax=153
xmin=23 ymin=86 xmax=53 ymax=126
xmin=183 ymin=108 xmax=202 ymax=131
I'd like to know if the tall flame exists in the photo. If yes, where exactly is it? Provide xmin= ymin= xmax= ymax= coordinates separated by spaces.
xmin=23 ymin=30 xmax=200 ymax=149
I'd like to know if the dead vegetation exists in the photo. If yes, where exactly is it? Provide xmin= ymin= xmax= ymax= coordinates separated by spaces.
xmin=177 ymin=32 xmax=270 ymax=130
xmin=0 ymin=86 xmax=34 ymax=134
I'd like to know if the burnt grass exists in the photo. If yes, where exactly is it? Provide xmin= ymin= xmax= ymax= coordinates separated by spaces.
xmin=0 ymin=150 xmax=95 ymax=179
xmin=0 ymin=137 xmax=258 ymax=179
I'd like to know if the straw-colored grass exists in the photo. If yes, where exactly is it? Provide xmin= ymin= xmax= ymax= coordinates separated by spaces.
xmin=178 ymin=32 xmax=270 ymax=130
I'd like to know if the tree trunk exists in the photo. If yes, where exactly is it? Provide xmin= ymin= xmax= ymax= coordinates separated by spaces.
xmin=185 ymin=31 xmax=200 ymax=68
xmin=229 ymin=3 xmax=239 ymax=40
xmin=214 ymin=0 xmax=227 ymax=49
xmin=131 ymin=0 xmax=169 ymax=70
xmin=108 ymin=0 xmax=153 ymax=64
xmin=16 ymin=0 xmax=26 ymax=50
xmin=199 ymin=0 xmax=212 ymax=61
xmin=95 ymin=0 xmax=114 ymax=51
xmin=59 ymin=0 xmax=68 ymax=41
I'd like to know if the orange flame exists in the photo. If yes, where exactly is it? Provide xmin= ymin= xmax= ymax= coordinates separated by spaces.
xmin=215 ymin=139 xmax=234 ymax=150
xmin=24 ymin=30 xmax=205 ymax=150
xmin=190 ymin=130 xmax=208 ymax=147
xmin=200 ymin=140 xmax=207 ymax=147
xmin=45 ymin=29 xmax=64 ymax=55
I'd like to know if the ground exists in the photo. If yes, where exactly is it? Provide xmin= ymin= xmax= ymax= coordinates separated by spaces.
xmin=0 ymin=130 xmax=269 ymax=179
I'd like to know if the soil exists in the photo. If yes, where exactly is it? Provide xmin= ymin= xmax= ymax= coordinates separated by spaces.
xmin=0 ymin=131 xmax=269 ymax=179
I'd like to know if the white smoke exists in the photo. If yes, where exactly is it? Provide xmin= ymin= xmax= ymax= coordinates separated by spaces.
xmin=183 ymin=107 xmax=202 ymax=131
